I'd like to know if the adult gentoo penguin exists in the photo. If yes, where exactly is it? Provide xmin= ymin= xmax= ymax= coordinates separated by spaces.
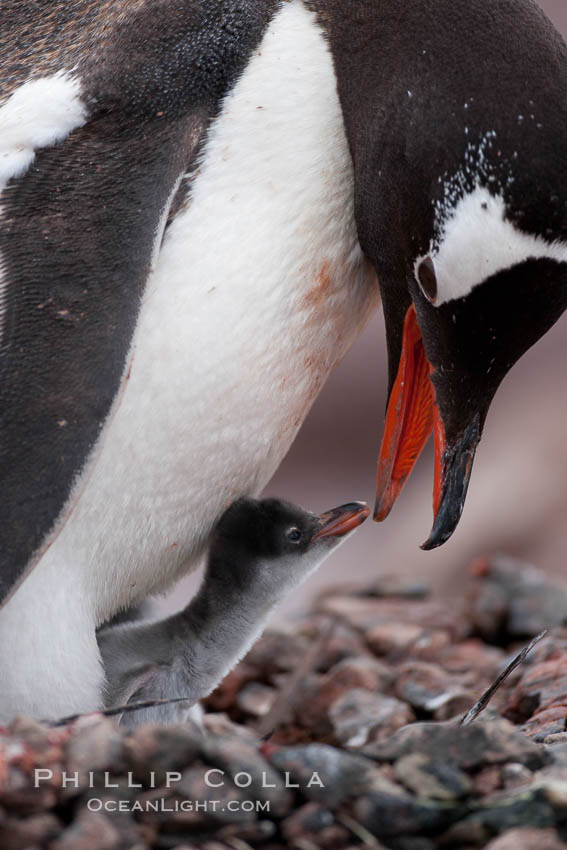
xmin=99 ymin=498 xmax=369 ymax=725
xmin=1 ymin=0 xmax=566 ymax=720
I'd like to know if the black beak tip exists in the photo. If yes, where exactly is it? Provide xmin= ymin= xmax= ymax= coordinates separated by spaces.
xmin=419 ymin=475 xmax=471 ymax=551
xmin=420 ymin=416 xmax=482 ymax=551
xmin=420 ymin=522 xmax=456 ymax=551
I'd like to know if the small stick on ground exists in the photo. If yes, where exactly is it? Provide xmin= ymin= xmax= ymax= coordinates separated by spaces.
xmin=49 ymin=695 xmax=195 ymax=727
xmin=460 ymin=629 xmax=548 ymax=726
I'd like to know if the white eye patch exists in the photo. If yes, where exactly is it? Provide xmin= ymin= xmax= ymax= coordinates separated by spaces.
xmin=415 ymin=186 xmax=567 ymax=306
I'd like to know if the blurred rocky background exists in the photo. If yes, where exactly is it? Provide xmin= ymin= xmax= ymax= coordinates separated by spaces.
xmin=164 ymin=0 xmax=567 ymax=620
xmin=8 ymin=559 xmax=567 ymax=849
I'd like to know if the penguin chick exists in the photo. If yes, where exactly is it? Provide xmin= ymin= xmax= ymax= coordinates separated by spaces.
xmin=98 ymin=497 xmax=369 ymax=725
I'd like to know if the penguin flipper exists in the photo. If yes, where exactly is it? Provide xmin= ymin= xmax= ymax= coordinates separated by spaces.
xmin=0 ymin=96 xmax=202 ymax=606
xmin=98 ymin=617 xmax=202 ymax=727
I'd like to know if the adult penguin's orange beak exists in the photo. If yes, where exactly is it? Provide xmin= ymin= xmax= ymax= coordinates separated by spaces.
xmin=374 ymin=304 xmax=480 ymax=549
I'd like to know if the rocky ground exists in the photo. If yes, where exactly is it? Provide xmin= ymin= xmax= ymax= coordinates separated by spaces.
xmin=4 ymin=556 xmax=567 ymax=849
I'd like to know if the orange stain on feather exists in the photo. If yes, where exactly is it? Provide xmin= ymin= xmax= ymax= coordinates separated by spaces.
xmin=303 ymin=259 xmax=334 ymax=311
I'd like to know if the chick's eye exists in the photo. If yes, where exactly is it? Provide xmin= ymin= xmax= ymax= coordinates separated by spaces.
xmin=287 ymin=527 xmax=302 ymax=543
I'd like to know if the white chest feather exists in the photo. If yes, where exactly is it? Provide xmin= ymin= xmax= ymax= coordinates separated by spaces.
xmin=27 ymin=0 xmax=379 ymax=621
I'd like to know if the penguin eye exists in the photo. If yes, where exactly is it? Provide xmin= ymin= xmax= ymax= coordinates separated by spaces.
xmin=417 ymin=257 xmax=438 ymax=303
xmin=286 ymin=527 xmax=302 ymax=543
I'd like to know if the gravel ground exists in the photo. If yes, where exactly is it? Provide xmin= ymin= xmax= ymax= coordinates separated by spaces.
xmin=3 ymin=556 xmax=567 ymax=849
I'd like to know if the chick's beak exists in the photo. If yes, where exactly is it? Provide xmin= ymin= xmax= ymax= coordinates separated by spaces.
xmin=313 ymin=502 xmax=370 ymax=540
xmin=374 ymin=304 xmax=480 ymax=548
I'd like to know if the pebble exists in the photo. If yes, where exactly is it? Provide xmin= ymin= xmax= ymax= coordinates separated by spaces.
xmin=325 ymin=655 xmax=394 ymax=693
xmin=50 ymin=810 xmax=121 ymax=850
xmin=394 ymin=752 xmax=473 ymax=800
xmin=443 ymin=779 xmax=567 ymax=842
xmin=485 ymin=828 xmax=567 ymax=850
xmin=204 ymin=662 xmax=258 ymax=712
xmin=268 ymin=743 xmax=389 ymax=808
xmin=330 ymin=689 xmax=414 ymax=748
xmin=293 ymin=657 xmax=394 ymax=738
xmin=216 ymin=820 xmax=277 ymax=843
xmin=365 ymin=716 xmax=549 ymax=772
xmin=432 ymin=689 xmax=480 ymax=723
xmin=121 ymin=724 xmax=202 ymax=786
xmin=280 ymin=802 xmax=346 ymax=847
xmin=471 ymin=765 xmax=503 ymax=797
xmin=366 ymin=621 xmax=425 ymax=656
xmin=65 ymin=719 xmax=124 ymax=782
xmin=317 ymin=595 xmax=461 ymax=637
xmin=353 ymin=787 xmax=459 ymax=839
xmin=200 ymin=726 xmax=293 ymax=817
xmin=466 ymin=556 xmax=567 ymax=641
xmin=393 ymin=660 xmax=462 ymax=712
xmin=244 ymin=630 xmax=311 ymax=677
xmin=174 ymin=767 xmax=255 ymax=825
xmin=393 ymin=839 xmax=437 ymax=850
xmin=0 ymin=813 xmax=62 ymax=850
xmin=8 ymin=716 xmax=60 ymax=751
xmin=411 ymin=629 xmax=453 ymax=662
xmin=523 ymin=706 xmax=567 ymax=742
xmin=501 ymin=762 xmax=534 ymax=790
xmin=505 ymin=654 xmax=567 ymax=727
xmin=440 ymin=638 xmax=506 ymax=677
xmin=298 ymin=616 xmax=369 ymax=671
xmin=235 ymin=682 xmax=277 ymax=717
xmin=316 ymin=575 xmax=430 ymax=601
